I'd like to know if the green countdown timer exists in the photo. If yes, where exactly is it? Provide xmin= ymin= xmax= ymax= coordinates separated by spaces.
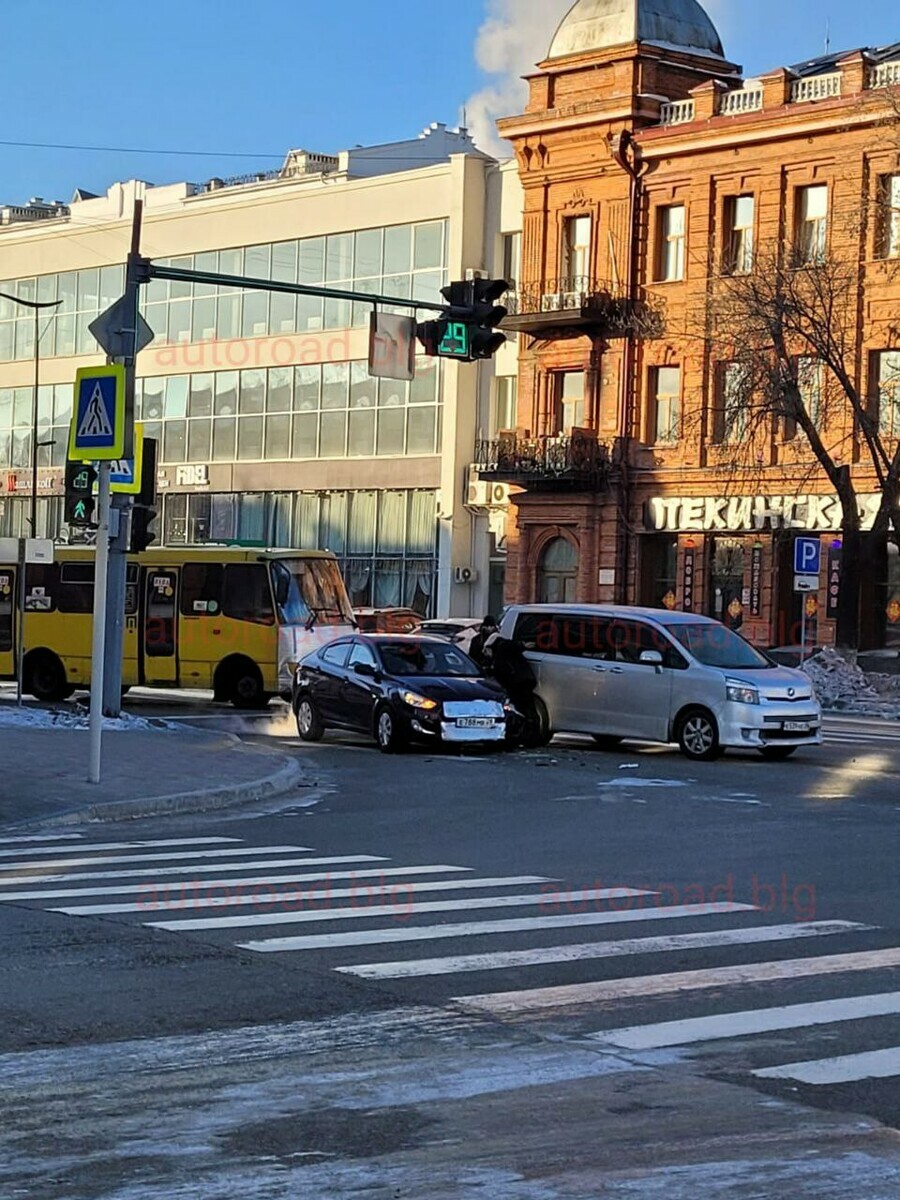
xmin=438 ymin=320 xmax=470 ymax=358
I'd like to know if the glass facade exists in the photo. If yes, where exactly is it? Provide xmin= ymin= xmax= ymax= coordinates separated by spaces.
xmin=0 ymin=384 xmax=72 ymax=469
xmin=0 ymin=221 xmax=447 ymax=362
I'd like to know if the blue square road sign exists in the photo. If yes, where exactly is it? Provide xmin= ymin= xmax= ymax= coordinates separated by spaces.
xmin=794 ymin=536 xmax=821 ymax=576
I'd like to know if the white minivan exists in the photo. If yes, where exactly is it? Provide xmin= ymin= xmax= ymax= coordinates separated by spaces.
xmin=499 ymin=605 xmax=822 ymax=761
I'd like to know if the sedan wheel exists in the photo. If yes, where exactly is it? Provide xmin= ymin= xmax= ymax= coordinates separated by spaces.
xmin=376 ymin=706 xmax=405 ymax=754
xmin=295 ymin=697 xmax=324 ymax=742
xmin=677 ymin=709 xmax=722 ymax=761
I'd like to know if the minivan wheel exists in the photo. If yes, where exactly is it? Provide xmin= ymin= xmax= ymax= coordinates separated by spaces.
xmin=521 ymin=696 xmax=552 ymax=749
xmin=760 ymin=746 xmax=797 ymax=761
xmin=676 ymin=708 xmax=722 ymax=761
xmin=295 ymin=697 xmax=324 ymax=743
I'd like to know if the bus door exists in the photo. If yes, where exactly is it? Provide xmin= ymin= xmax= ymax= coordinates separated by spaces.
xmin=141 ymin=567 xmax=179 ymax=686
xmin=0 ymin=567 xmax=15 ymax=680
xmin=122 ymin=562 xmax=140 ymax=688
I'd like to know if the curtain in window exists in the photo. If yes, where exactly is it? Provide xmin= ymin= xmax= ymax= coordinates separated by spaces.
xmin=403 ymin=560 xmax=436 ymax=615
xmin=348 ymin=491 xmax=377 ymax=554
xmin=294 ymin=493 xmax=321 ymax=550
xmin=377 ymin=490 xmax=407 ymax=554
xmin=373 ymin=558 xmax=403 ymax=607
xmin=320 ymin=492 xmax=347 ymax=555
xmin=344 ymin=558 xmax=372 ymax=607
xmin=267 ymin=493 xmax=293 ymax=548
xmin=408 ymin=490 xmax=437 ymax=555
xmin=209 ymin=493 xmax=237 ymax=542
xmin=237 ymin=493 xmax=266 ymax=544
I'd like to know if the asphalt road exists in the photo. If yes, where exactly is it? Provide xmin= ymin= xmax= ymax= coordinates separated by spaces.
xmin=1 ymin=694 xmax=899 ymax=1198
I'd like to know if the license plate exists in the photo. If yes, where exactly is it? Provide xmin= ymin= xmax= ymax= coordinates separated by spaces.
xmin=457 ymin=718 xmax=495 ymax=729
xmin=783 ymin=721 xmax=811 ymax=733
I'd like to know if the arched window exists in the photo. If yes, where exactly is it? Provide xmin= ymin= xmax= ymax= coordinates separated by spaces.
xmin=539 ymin=536 xmax=578 ymax=604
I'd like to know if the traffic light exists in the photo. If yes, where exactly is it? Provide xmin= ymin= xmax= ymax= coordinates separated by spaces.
xmin=64 ymin=460 xmax=97 ymax=527
xmin=416 ymin=279 xmax=509 ymax=362
xmin=129 ymin=437 xmax=159 ymax=553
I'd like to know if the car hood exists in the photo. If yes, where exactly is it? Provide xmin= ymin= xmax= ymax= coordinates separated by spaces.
xmin=722 ymin=665 xmax=816 ymax=702
xmin=388 ymin=675 xmax=506 ymax=702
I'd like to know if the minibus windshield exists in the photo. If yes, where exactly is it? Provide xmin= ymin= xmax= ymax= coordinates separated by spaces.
xmin=273 ymin=558 xmax=354 ymax=627
xmin=667 ymin=623 xmax=775 ymax=670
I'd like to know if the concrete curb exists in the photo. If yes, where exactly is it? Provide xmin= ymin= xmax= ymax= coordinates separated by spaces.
xmin=36 ymin=748 xmax=306 ymax=828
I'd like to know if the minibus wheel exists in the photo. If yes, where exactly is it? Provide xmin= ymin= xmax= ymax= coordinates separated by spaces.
xmin=217 ymin=657 xmax=270 ymax=709
xmin=24 ymin=651 xmax=73 ymax=704
xmin=675 ymin=707 xmax=722 ymax=761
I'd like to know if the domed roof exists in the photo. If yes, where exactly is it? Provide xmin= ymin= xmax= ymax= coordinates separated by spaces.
xmin=548 ymin=0 xmax=724 ymax=60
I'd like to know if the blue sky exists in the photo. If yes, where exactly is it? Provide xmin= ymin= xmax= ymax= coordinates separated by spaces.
xmin=0 ymin=0 xmax=894 ymax=203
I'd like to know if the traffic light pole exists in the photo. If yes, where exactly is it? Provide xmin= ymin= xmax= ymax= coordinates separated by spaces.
xmin=88 ymin=461 xmax=111 ymax=784
xmin=101 ymin=202 xmax=142 ymax=719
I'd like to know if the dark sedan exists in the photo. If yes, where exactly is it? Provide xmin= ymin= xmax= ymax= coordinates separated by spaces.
xmin=292 ymin=635 xmax=509 ymax=753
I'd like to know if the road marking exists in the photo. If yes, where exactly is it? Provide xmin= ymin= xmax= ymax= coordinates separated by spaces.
xmin=0 ymin=855 xmax=388 ymax=888
xmin=457 ymin=947 xmax=900 ymax=1013
xmin=0 ymin=837 xmax=241 ymax=859
xmin=594 ymin=991 xmax=900 ymax=1051
xmin=237 ymin=901 xmax=754 ymax=953
xmin=0 ymin=846 xmax=311 ymax=875
xmin=146 ymin=888 xmax=657 ymax=933
xmin=336 ymin=921 xmax=867 ymax=979
xmin=47 ymin=872 xmax=534 ymax=915
xmin=754 ymin=1047 xmax=900 ymax=1085
xmin=0 ymin=834 xmax=85 ymax=845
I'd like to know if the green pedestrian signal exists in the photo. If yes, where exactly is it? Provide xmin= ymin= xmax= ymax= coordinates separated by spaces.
xmin=438 ymin=321 xmax=470 ymax=358
xmin=65 ymin=459 xmax=98 ymax=528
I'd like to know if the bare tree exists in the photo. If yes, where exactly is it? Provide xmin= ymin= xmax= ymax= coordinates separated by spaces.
xmin=701 ymin=240 xmax=900 ymax=653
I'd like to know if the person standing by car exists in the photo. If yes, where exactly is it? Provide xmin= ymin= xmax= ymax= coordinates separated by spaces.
xmin=468 ymin=615 xmax=499 ymax=670
xmin=483 ymin=629 xmax=539 ymax=744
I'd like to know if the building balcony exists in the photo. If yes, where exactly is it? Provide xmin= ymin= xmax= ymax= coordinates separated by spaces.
xmin=473 ymin=432 xmax=611 ymax=492
xmin=502 ymin=277 xmax=660 ymax=339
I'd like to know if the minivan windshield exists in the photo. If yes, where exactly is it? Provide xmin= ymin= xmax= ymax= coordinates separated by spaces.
xmin=667 ymin=623 xmax=775 ymax=670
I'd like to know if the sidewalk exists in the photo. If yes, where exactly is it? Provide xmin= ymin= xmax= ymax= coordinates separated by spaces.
xmin=0 ymin=716 xmax=304 ymax=828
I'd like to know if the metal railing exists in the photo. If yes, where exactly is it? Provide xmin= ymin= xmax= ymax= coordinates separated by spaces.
xmin=510 ymin=276 xmax=622 ymax=315
xmin=718 ymin=85 xmax=764 ymax=116
xmin=474 ymin=433 xmax=610 ymax=487
xmin=659 ymin=99 xmax=695 ymax=126
xmin=869 ymin=60 xmax=900 ymax=89
xmin=790 ymin=73 xmax=841 ymax=103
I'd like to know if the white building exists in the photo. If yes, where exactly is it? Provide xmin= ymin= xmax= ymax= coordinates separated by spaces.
xmin=0 ymin=125 xmax=521 ymax=617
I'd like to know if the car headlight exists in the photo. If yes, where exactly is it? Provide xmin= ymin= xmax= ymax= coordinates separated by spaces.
xmin=726 ymin=681 xmax=760 ymax=706
xmin=401 ymin=691 xmax=439 ymax=711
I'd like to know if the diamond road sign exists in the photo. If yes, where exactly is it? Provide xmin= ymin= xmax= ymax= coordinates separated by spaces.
xmin=89 ymin=297 xmax=155 ymax=360
xmin=69 ymin=365 xmax=126 ymax=460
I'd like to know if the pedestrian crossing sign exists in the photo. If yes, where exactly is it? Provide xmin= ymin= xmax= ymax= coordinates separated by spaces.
xmin=69 ymin=365 xmax=126 ymax=460
xmin=110 ymin=424 xmax=144 ymax=495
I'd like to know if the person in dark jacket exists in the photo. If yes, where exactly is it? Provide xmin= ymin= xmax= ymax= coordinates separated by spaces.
xmin=482 ymin=630 xmax=539 ymax=744
xmin=468 ymin=615 xmax=499 ymax=670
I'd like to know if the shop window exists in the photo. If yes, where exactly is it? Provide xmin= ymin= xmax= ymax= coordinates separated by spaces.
xmin=709 ymin=537 xmax=745 ymax=629
xmin=640 ymin=536 xmax=678 ymax=609
xmin=538 ymin=537 xmax=578 ymax=604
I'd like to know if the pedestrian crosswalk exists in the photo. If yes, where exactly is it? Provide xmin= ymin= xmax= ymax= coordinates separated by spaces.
xmin=0 ymin=830 xmax=897 ymax=1115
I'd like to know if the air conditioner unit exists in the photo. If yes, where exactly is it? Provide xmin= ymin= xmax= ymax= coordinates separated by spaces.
xmin=467 ymin=480 xmax=491 ymax=507
xmin=454 ymin=566 xmax=479 ymax=584
xmin=541 ymin=293 xmax=562 ymax=312
xmin=562 ymin=291 xmax=582 ymax=309
xmin=489 ymin=483 xmax=510 ymax=505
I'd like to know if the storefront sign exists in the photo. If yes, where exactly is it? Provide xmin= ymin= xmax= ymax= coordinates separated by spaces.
xmin=681 ymin=545 xmax=695 ymax=612
xmin=750 ymin=544 xmax=763 ymax=617
xmin=3 ymin=471 xmax=65 ymax=496
xmin=175 ymin=464 xmax=209 ymax=487
xmin=645 ymin=493 xmax=881 ymax=534
xmin=826 ymin=544 xmax=841 ymax=620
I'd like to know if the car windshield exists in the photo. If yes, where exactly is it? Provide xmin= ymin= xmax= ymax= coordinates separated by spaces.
xmin=667 ymin=623 xmax=775 ymax=670
xmin=378 ymin=640 xmax=481 ymax=678
xmin=274 ymin=558 xmax=355 ymax=627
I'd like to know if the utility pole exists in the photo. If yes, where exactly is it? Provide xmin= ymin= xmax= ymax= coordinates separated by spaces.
xmin=102 ymin=201 xmax=143 ymax=717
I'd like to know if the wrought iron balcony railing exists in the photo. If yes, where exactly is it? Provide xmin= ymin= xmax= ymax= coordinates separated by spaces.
xmin=502 ymin=277 xmax=663 ymax=339
xmin=473 ymin=433 xmax=611 ymax=491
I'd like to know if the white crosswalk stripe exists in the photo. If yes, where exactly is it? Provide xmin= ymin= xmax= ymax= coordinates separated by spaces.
xmin=5 ymin=833 xmax=897 ymax=1101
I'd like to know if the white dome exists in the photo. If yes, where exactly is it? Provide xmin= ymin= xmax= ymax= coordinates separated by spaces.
xmin=548 ymin=0 xmax=724 ymax=60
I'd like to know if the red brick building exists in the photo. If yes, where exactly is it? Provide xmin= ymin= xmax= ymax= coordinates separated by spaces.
xmin=478 ymin=0 xmax=900 ymax=650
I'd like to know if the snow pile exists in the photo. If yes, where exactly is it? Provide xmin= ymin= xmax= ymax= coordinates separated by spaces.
xmin=802 ymin=647 xmax=879 ymax=710
xmin=0 ymin=705 xmax=172 ymax=732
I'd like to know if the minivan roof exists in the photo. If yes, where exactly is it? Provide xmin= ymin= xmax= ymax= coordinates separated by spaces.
xmin=507 ymin=604 xmax=720 ymax=627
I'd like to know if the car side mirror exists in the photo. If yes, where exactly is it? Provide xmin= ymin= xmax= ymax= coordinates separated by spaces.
xmin=354 ymin=661 xmax=377 ymax=678
xmin=639 ymin=650 xmax=664 ymax=668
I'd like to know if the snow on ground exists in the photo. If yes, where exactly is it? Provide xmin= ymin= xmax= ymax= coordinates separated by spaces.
xmin=0 ymin=705 xmax=172 ymax=732
xmin=803 ymin=648 xmax=900 ymax=718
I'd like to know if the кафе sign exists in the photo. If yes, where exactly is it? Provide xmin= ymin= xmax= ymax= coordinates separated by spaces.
xmin=644 ymin=493 xmax=882 ymax=533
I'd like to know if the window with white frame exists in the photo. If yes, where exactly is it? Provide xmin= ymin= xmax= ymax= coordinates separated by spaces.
xmin=562 ymin=216 xmax=591 ymax=289
xmin=879 ymin=175 xmax=900 ymax=259
xmin=651 ymin=366 xmax=681 ymax=444
xmin=716 ymin=362 xmax=750 ymax=443
xmin=797 ymin=185 xmax=828 ymax=263
xmin=493 ymin=376 xmax=518 ymax=435
xmin=725 ymin=195 xmax=754 ymax=274
xmin=556 ymin=372 xmax=586 ymax=433
xmin=502 ymin=232 xmax=521 ymax=289
xmin=875 ymin=350 xmax=900 ymax=437
xmin=657 ymin=205 xmax=686 ymax=282
xmin=798 ymin=356 xmax=824 ymax=427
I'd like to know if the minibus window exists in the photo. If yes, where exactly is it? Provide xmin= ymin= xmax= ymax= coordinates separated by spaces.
xmin=223 ymin=564 xmax=274 ymax=626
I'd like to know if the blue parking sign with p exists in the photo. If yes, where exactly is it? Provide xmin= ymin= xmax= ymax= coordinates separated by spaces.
xmin=69 ymin=365 xmax=126 ymax=461
xmin=794 ymin=537 xmax=821 ymax=576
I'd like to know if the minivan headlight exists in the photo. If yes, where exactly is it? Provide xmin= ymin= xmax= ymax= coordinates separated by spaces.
xmin=726 ymin=681 xmax=760 ymax=706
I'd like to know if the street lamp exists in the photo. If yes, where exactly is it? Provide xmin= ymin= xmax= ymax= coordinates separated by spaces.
xmin=0 ymin=291 xmax=61 ymax=707
xmin=0 ymin=292 xmax=63 ymax=534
